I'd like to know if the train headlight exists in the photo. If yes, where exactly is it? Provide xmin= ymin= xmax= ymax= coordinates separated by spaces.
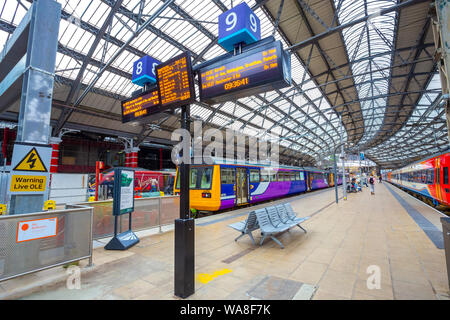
xmin=202 ymin=193 xmax=211 ymax=198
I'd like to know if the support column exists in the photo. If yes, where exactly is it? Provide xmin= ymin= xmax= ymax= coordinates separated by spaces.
xmin=49 ymin=137 xmax=62 ymax=173
xmin=433 ymin=1 xmax=450 ymax=142
xmin=9 ymin=0 xmax=61 ymax=215
xmin=129 ymin=147 xmax=139 ymax=168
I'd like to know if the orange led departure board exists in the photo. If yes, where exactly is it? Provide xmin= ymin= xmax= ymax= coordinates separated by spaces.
xmin=121 ymin=89 xmax=160 ymax=123
xmin=156 ymin=52 xmax=195 ymax=109
xmin=198 ymin=40 xmax=291 ymax=104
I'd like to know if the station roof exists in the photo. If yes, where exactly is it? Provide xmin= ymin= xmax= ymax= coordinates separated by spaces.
xmin=0 ymin=0 xmax=446 ymax=168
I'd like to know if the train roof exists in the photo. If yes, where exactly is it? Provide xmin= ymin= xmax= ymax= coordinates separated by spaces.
xmin=192 ymin=157 xmax=330 ymax=172
xmin=392 ymin=149 xmax=450 ymax=172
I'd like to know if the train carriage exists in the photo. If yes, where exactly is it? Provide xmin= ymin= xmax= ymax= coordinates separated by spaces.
xmin=173 ymin=157 xmax=339 ymax=212
xmin=387 ymin=151 xmax=450 ymax=207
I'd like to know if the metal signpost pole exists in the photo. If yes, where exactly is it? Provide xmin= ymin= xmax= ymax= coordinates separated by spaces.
xmin=175 ymin=105 xmax=195 ymax=298
xmin=339 ymin=113 xmax=347 ymax=200
xmin=333 ymin=153 xmax=339 ymax=203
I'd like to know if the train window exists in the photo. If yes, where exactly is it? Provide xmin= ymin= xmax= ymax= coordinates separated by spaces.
xmin=444 ymin=167 xmax=449 ymax=185
xmin=261 ymin=170 xmax=270 ymax=182
xmin=299 ymin=172 xmax=304 ymax=180
xmin=250 ymin=169 xmax=260 ymax=183
xmin=271 ymin=172 xmax=278 ymax=182
xmin=199 ymin=168 xmax=213 ymax=189
xmin=220 ymin=168 xmax=235 ymax=184
xmin=190 ymin=169 xmax=199 ymax=189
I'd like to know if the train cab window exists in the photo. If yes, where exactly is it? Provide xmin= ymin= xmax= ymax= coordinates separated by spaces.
xmin=250 ymin=169 xmax=260 ymax=183
xmin=220 ymin=168 xmax=235 ymax=184
xmin=444 ymin=167 xmax=449 ymax=185
xmin=261 ymin=171 xmax=270 ymax=182
xmin=200 ymin=168 xmax=213 ymax=189
xmin=190 ymin=169 xmax=199 ymax=189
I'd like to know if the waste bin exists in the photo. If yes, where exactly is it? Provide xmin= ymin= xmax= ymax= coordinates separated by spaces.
xmin=441 ymin=217 xmax=450 ymax=290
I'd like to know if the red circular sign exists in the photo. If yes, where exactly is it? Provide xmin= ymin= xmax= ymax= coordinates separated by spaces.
xmin=21 ymin=224 xmax=29 ymax=231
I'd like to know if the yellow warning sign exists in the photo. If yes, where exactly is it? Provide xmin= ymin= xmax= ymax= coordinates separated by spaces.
xmin=10 ymin=175 xmax=47 ymax=192
xmin=13 ymin=148 xmax=48 ymax=172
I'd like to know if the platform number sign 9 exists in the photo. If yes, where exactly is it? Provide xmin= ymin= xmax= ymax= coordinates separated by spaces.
xmin=132 ymin=55 xmax=161 ymax=87
xmin=218 ymin=2 xmax=261 ymax=52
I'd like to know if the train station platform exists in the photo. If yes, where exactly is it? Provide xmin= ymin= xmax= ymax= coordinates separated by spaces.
xmin=1 ymin=182 xmax=449 ymax=300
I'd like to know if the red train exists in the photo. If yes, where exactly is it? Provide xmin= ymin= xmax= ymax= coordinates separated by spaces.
xmin=383 ymin=151 xmax=450 ymax=207
xmin=89 ymin=168 xmax=176 ymax=196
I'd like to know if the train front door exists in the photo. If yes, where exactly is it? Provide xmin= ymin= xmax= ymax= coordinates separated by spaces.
xmin=236 ymin=167 xmax=249 ymax=205
xmin=435 ymin=158 xmax=442 ymax=204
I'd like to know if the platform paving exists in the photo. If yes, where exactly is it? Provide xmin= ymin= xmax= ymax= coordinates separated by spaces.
xmin=1 ymin=182 xmax=449 ymax=300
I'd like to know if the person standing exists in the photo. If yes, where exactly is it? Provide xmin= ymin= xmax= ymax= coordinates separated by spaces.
xmin=369 ymin=174 xmax=375 ymax=195
xmin=379 ymin=175 xmax=382 ymax=183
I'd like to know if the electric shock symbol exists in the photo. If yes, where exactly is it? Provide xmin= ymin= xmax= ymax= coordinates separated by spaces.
xmin=13 ymin=148 xmax=48 ymax=172
xmin=27 ymin=153 xmax=37 ymax=169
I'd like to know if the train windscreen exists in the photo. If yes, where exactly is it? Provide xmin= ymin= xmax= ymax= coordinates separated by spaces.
xmin=176 ymin=166 xmax=213 ymax=190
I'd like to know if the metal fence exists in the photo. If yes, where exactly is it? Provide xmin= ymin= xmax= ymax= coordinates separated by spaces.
xmin=76 ymin=196 xmax=180 ymax=239
xmin=0 ymin=204 xmax=93 ymax=282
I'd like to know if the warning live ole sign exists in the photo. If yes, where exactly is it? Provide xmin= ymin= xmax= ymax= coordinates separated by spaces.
xmin=13 ymin=147 xmax=48 ymax=172
xmin=10 ymin=143 xmax=52 ymax=195
xmin=10 ymin=175 xmax=47 ymax=192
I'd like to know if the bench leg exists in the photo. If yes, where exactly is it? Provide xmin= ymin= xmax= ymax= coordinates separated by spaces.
xmin=259 ymin=234 xmax=267 ymax=246
xmin=270 ymin=236 xmax=285 ymax=249
xmin=235 ymin=233 xmax=245 ymax=242
xmin=248 ymin=232 xmax=256 ymax=246
xmin=297 ymin=224 xmax=307 ymax=233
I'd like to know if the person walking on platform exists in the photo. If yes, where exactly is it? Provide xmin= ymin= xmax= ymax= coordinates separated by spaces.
xmin=361 ymin=173 xmax=368 ymax=187
xmin=379 ymin=175 xmax=382 ymax=183
xmin=369 ymin=174 xmax=375 ymax=195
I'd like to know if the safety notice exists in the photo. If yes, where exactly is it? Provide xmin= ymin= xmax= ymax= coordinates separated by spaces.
xmin=10 ymin=175 xmax=47 ymax=192
xmin=16 ymin=217 xmax=58 ymax=243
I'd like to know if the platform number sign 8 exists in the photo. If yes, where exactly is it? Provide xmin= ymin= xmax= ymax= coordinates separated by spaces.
xmin=218 ymin=2 xmax=261 ymax=52
xmin=136 ymin=61 xmax=143 ymax=75
xmin=132 ymin=55 xmax=161 ymax=87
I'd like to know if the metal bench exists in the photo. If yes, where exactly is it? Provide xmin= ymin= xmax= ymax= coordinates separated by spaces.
xmin=228 ymin=210 xmax=259 ymax=245
xmin=280 ymin=203 xmax=309 ymax=233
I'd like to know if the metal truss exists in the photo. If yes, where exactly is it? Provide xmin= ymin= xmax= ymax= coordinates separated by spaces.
xmin=0 ymin=0 xmax=445 ymax=169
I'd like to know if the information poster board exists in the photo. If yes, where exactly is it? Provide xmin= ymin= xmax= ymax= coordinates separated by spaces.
xmin=119 ymin=169 xmax=134 ymax=215
xmin=156 ymin=51 xmax=196 ymax=110
xmin=113 ymin=168 xmax=135 ymax=216
xmin=106 ymin=167 xmax=139 ymax=250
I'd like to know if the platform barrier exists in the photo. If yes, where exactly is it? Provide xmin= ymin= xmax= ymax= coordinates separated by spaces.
xmin=0 ymin=204 xmax=93 ymax=282
xmin=77 ymin=196 xmax=180 ymax=239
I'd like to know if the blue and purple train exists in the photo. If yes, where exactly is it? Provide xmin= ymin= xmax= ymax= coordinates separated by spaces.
xmin=174 ymin=157 xmax=343 ymax=212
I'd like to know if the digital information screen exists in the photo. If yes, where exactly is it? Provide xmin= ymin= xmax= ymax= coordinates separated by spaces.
xmin=199 ymin=40 xmax=291 ymax=104
xmin=156 ymin=52 xmax=196 ymax=109
xmin=121 ymin=89 xmax=160 ymax=123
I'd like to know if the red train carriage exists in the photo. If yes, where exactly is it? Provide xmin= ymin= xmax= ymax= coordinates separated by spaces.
xmin=96 ymin=168 xmax=175 ymax=195
xmin=388 ymin=151 xmax=450 ymax=207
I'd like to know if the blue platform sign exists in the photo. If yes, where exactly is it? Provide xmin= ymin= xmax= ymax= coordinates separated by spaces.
xmin=360 ymin=152 xmax=365 ymax=161
xmin=132 ymin=55 xmax=161 ymax=87
xmin=218 ymin=2 xmax=261 ymax=52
